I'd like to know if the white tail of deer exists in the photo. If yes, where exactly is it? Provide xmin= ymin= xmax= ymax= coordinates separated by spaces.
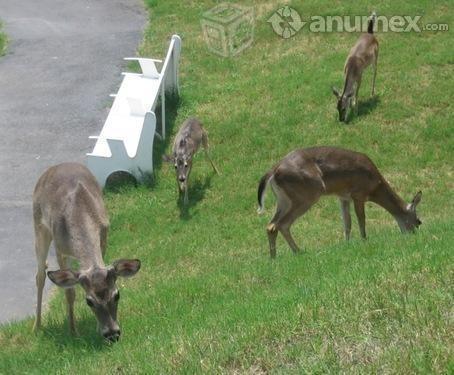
xmin=258 ymin=147 xmax=422 ymax=258
xmin=32 ymin=163 xmax=141 ymax=341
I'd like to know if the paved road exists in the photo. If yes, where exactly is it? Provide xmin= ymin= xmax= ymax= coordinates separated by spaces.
xmin=0 ymin=0 xmax=145 ymax=324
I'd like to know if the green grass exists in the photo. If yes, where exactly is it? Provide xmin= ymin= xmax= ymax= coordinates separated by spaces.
xmin=0 ymin=22 xmax=7 ymax=56
xmin=1 ymin=0 xmax=453 ymax=373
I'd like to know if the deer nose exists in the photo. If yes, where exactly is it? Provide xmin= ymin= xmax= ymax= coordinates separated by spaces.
xmin=179 ymin=176 xmax=186 ymax=182
xmin=104 ymin=329 xmax=121 ymax=342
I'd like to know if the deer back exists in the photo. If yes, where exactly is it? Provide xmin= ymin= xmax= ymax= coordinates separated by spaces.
xmin=346 ymin=33 xmax=378 ymax=71
xmin=275 ymin=147 xmax=384 ymax=199
xmin=173 ymin=118 xmax=204 ymax=157
xmin=33 ymin=163 xmax=108 ymax=265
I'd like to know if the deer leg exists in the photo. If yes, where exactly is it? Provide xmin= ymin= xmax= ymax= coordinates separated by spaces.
xmin=372 ymin=50 xmax=378 ymax=96
xmin=202 ymin=131 xmax=220 ymax=175
xmin=266 ymin=181 xmax=293 ymax=258
xmin=279 ymin=221 xmax=300 ymax=254
xmin=267 ymin=221 xmax=279 ymax=259
xmin=177 ymin=182 xmax=183 ymax=202
xmin=354 ymin=77 xmax=362 ymax=115
xmin=353 ymin=200 xmax=367 ymax=239
xmin=267 ymin=204 xmax=286 ymax=259
xmin=183 ymin=184 xmax=189 ymax=206
xmin=33 ymin=226 xmax=51 ymax=332
xmin=277 ymin=201 xmax=315 ymax=254
xmin=65 ymin=288 xmax=77 ymax=335
xmin=267 ymin=213 xmax=300 ymax=256
xmin=56 ymin=253 xmax=78 ymax=335
xmin=205 ymin=150 xmax=220 ymax=175
xmin=340 ymin=199 xmax=352 ymax=240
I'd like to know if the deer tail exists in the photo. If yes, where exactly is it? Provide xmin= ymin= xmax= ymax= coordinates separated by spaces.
xmin=368 ymin=11 xmax=377 ymax=34
xmin=257 ymin=169 xmax=274 ymax=214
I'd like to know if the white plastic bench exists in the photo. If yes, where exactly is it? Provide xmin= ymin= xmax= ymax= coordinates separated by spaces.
xmin=86 ymin=34 xmax=181 ymax=188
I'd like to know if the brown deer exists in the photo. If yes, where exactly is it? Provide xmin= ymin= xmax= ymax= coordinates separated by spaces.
xmin=257 ymin=147 xmax=422 ymax=258
xmin=164 ymin=118 xmax=219 ymax=205
xmin=332 ymin=12 xmax=379 ymax=122
xmin=32 ymin=163 xmax=141 ymax=341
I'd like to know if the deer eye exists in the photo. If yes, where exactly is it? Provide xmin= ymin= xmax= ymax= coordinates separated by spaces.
xmin=114 ymin=291 xmax=120 ymax=302
xmin=86 ymin=298 xmax=95 ymax=308
xmin=174 ymin=164 xmax=177 ymax=169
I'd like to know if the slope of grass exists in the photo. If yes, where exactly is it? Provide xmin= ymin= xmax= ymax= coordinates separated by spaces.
xmin=1 ymin=1 xmax=453 ymax=373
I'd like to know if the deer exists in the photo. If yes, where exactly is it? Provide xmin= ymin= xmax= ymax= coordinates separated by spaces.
xmin=257 ymin=146 xmax=422 ymax=258
xmin=32 ymin=162 xmax=141 ymax=342
xmin=163 ymin=118 xmax=219 ymax=205
xmin=332 ymin=12 xmax=379 ymax=122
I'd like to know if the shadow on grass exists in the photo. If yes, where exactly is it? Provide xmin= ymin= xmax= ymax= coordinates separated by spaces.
xmin=177 ymin=173 xmax=214 ymax=220
xmin=358 ymin=95 xmax=380 ymax=116
xmin=152 ymin=94 xmax=181 ymax=176
xmin=41 ymin=315 xmax=107 ymax=350
xmin=105 ymin=171 xmax=138 ymax=192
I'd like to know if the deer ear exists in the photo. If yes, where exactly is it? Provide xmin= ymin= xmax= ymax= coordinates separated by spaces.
xmin=332 ymin=87 xmax=340 ymax=98
xmin=162 ymin=154 xmax=173 ymax=163
xmin=410 ymin=191 xmax=422 ymax=211
xmin=112 ymin=259 xmax=141 ymax=278
xmin=47 ymin=270 xmax=80 ymax=288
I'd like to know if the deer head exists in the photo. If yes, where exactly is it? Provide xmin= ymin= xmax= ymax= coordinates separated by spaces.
xmin=163 ymin=138 xmax=194 ymax=192
xmin=332 ymin=87 xmax=353 ymax=122
xmin=399 ymin=191 xmax=423 ymax=233
xmin=47 ymin=259 xmax=140 ymax=342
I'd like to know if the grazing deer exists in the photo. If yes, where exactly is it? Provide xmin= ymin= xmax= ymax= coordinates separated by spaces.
xmin=164 ymin=118 xmax=219 ymax=205
xmin=332 ymin=12 xmax=379 ymax=122
xmin=257 ymin=147 xmax=422 ymax=258
xmin=32 ymin=163 xmax=141 ymax=341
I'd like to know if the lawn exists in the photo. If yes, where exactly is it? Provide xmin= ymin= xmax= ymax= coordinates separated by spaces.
xmin=1 ymin=0 xmax=453 ymax=373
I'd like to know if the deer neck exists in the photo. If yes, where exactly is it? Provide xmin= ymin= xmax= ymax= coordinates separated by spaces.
xmin=184 ymin=139 xmax=197 ymax=156
xmin=79 ymin=251 xmax=104 ymax=271
xmin=343 ymin=57 xmax=361 ymax=96
xmin=68 ymin=226 xmax=105 ymax=270
xmin=66 ymin=182 xmax=106 ymax=270
xmin=370 ymin=180 xmax=409 ymax=231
